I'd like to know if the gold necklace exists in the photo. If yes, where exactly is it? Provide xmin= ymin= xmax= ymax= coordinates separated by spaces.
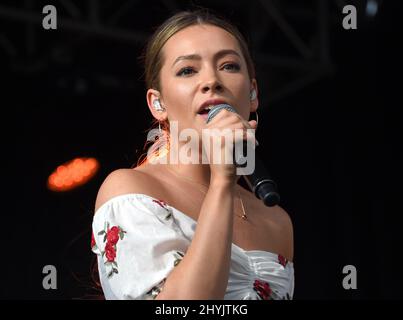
xmin=165 ymin=166 xmax=248 ymax=220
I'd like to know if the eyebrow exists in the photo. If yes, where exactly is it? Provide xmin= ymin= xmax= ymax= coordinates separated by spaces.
xmin=171 ymin=49 xmax=241 ymax=68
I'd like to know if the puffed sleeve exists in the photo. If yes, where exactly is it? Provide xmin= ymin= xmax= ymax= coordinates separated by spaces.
xmin=91 ymin=194 xmax=191 ymax=300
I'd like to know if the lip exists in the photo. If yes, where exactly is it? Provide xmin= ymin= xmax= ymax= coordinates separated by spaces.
xmin=197 ymin=99 xmax=229 ymax=114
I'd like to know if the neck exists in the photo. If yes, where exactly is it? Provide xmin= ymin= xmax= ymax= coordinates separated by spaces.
xmin=165 ymin=150 xmax=212 ymax=188
xmin=163 ymin=153 xmax=242 ymax=189
xmin=148 ymin=140 xmax=242 ymax=188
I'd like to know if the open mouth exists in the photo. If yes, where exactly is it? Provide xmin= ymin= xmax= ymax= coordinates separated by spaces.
xmin=197 ymin=105 xmax=214 ymax=115
xmin=197 ymin=109 xmax=210 ymax=115
xmin=197 ymin=106 xmax=214 ymax=121
xmin=197 ymin=112 xmax=209 ymax=121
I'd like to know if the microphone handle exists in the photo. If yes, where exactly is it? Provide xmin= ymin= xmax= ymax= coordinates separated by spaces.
xmin=206 ymin=104 xmax=280 ymax=207
xmin=243 ymin=154 xmax=280 ymax=207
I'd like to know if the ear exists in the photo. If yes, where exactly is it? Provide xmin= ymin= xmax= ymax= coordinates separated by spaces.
xmin=146 ymin=88 xmax=167 ymax=121
xmin=250 ymin=79 xmax=259 ymax=113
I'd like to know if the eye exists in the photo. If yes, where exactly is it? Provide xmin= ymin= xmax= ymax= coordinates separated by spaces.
xmin=221 ymin=63 xmax=241 ymax=72
xmin=176 ymin=67 xmax=196 ymax=77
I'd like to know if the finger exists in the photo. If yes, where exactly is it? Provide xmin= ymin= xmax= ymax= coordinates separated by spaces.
xmin=206 ymin=112 xmax=240 ymax=128
xmin=248 ymin=120 xmax=257 ymax=129
xmin=205 ymin=109 xmax=233 ymax=126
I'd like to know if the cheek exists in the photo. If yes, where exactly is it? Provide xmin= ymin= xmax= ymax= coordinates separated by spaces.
xmin=165 ymin=82 xmax=195 ymax=117
xmin=163 ymin=75 xmax=193 ymax=100
xmin=235 ymin=82 xmax=252 ymax=120
xmin=174 ymin=82 xmax=194 ymax=99
xmin=230 ymin=75 xmax=249 ymax=95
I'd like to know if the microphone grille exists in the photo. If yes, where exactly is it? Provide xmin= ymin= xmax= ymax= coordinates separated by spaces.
xmin=206 ymin=104 xmax=237 ymax=123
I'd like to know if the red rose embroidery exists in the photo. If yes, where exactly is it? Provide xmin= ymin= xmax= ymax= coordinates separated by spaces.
xmin=153 ymin=199 xmax=168 ymax=209
xmin=253 ymin=280 xmax=272 ymax=300
xmin=105 ymin=242 xmax=116 ymax=262
xmin=94 ymin=223 xmax=126 ymax=278
xmin=107 ymin=226 xmax=120 ymax=245
xmin=152 ymin=199 xmax=172 ymax=220
xmin=91 ymin=232 xmax=96 ymax=248
xmin=278 ymin=254 xmax=288 ymax=267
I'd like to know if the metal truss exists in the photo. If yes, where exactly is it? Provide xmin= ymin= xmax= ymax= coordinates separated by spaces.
xmin=0 ymin=0 xmax=367 ymax=104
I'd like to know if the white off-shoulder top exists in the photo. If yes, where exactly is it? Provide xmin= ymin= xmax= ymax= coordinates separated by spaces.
xmin=91 ymin=193 xmax=295 ymax=300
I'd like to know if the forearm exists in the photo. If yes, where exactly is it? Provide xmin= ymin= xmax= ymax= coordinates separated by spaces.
xmin=156 ymin=178 xmax=235 ymax=300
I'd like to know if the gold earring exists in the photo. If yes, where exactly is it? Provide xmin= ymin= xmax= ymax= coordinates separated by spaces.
xmin=250 ymin=110 xmax=259 ymax=127
xmin=251 ymin=111 xmax=259 ymax=146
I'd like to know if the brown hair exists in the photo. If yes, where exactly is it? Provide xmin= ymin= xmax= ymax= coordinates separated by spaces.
xmin=136 ymin=9 xmax=256 ymax=167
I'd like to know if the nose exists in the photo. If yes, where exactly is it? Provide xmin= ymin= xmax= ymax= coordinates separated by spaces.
xmin=201 ymin=73 xmax=223 ymax=94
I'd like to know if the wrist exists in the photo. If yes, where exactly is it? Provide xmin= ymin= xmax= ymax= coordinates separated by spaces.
xmin=209 ymin=176 xmax=237 ymax=189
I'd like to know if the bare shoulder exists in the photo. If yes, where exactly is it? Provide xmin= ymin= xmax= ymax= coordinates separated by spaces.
xmin=238 ymin=185 xmax=294 ymax=260
xmin=94 ymin=168 xmax=157 ymax=213
xmin=240 ymin=185 xmax=293 ymax=231
xmin=268 ymin=204 xmax=294 ymax=231
xmin=265 ymin=204 xmax=294 ymax=261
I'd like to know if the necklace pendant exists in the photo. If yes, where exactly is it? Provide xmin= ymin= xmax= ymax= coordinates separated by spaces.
xmin=241 ymin=214 xmax=247 ymax=220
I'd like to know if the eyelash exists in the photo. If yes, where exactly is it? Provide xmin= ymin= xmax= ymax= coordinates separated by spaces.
xmin=176 ymin=63 xmax=241 ymax=77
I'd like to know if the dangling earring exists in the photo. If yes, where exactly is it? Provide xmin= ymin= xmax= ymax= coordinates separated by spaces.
xmin=153 ymin=99 xmax=165 ymax=134
xmin=249 ymin=110 xmax=259 ymax=127
xmin=254 ymin=110 xmax=259 ymax=127
xmin=249 ymin=90 xmax=258 ymax=126
xmin=249 ymin=110 xmax=259 ymax=146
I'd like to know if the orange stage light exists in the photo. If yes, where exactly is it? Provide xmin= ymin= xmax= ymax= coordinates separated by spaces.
xmin=47 ymin=157 xmax=100 ymax=192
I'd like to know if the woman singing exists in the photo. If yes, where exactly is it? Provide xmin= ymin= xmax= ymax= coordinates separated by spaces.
xmin=91 ymin=9 xmax=294 ymax=300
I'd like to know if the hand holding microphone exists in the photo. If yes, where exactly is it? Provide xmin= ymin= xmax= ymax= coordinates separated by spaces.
xmin=202 ymin=104 xmax=257 ymax=183
xmin=205 ymin=104 xmax=280 ymax=207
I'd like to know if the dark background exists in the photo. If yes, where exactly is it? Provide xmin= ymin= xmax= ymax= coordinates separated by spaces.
xmin=2 ymin=0 xmax=401 ymax=299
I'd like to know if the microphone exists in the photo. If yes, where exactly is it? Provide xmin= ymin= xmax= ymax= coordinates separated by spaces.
xmin=206 ymin=104 xmax=280 ymax=207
